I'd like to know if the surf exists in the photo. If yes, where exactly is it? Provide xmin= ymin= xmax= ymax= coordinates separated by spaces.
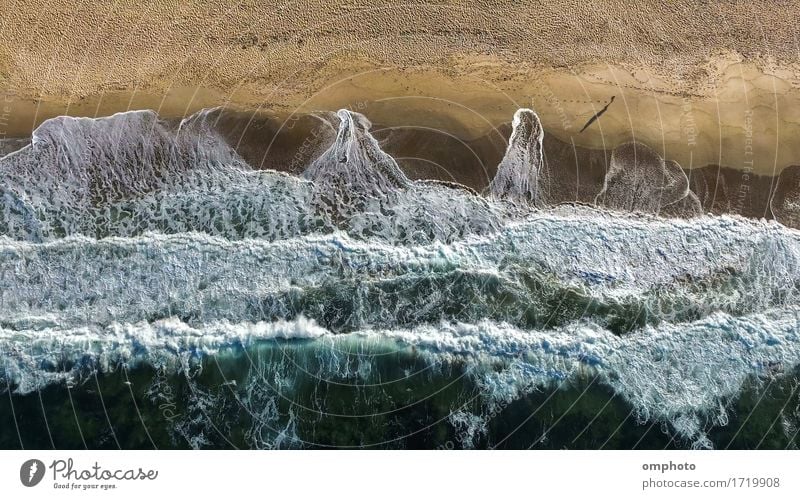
xmin=1 ymin=105 xmax=799 ymax=449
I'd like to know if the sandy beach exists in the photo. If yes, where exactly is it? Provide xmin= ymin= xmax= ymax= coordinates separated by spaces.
xmin=3 ymin=0 xmax=800 ymax=175
xmin=4 ymin=2 xmax=800 ymax=454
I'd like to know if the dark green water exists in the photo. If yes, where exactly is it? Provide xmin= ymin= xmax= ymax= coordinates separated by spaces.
xmin=3 ymin=107 xmax=800 ymax=451
xmin=3 ymin=341 xmax=798 ymax=450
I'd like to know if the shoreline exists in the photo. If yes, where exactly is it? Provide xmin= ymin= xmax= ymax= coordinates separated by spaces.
xmin=3 ymin=60 xmax=800 ymax=176
xmin=4 ymin=0 xmax=800 ymax=175
xmin=2 ymin=104 xmax=798 ymax=227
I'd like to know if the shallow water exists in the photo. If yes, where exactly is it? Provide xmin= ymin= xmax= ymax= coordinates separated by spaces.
xmin=1 ymin=107 xmax=799 ymax=449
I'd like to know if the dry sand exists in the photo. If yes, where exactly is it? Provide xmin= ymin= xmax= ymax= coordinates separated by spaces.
xmin=3 ymin=1 xmax=800 ymax=174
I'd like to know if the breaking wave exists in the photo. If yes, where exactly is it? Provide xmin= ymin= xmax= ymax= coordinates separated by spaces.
xmin=1 ymin=107 xmax=799 ymax=449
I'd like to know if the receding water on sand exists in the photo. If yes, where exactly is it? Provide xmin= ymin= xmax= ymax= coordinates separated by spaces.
xmin=1 ymin=106 xmax=799 ymax=449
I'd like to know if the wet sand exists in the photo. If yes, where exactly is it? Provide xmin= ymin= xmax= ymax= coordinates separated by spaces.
xmin=2 ymin=1 xmax=800 ymax=172
xmin=4 ymin=63 xmax=800 ymax=175
xmin=3 ymin=0 xmax=800 ymax=225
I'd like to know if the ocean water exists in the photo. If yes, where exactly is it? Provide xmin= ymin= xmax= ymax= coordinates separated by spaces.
xmin=1 ymin=108 xmax=798 ymax=449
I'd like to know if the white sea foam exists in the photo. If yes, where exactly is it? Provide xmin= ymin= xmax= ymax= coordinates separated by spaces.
xmin=0 ymin=109 xmax=315 ymax=241
xmin=368 ymin=308 xmax=800 ymax=448
xmin=0 ymin=108 xmax=503 ymax=243
xmin=0 ymin=207 xmax=797 ymax=446
xmin=0 ymin=206 xmax=796 ymax=332
xmin=302 ymin=109 xmax=503 ymax=242
xmin=1 ymin=105 xmax=799 ymax=448
xmin=1 ymin=308 xmax=798 ymax=447
xmin=596 ymin=142 xmax=700 ymax=216
xmin=0 ymin=316 xmax=327 ymax=394
xmin=487 ymin=108 xmax=545 ymax=206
